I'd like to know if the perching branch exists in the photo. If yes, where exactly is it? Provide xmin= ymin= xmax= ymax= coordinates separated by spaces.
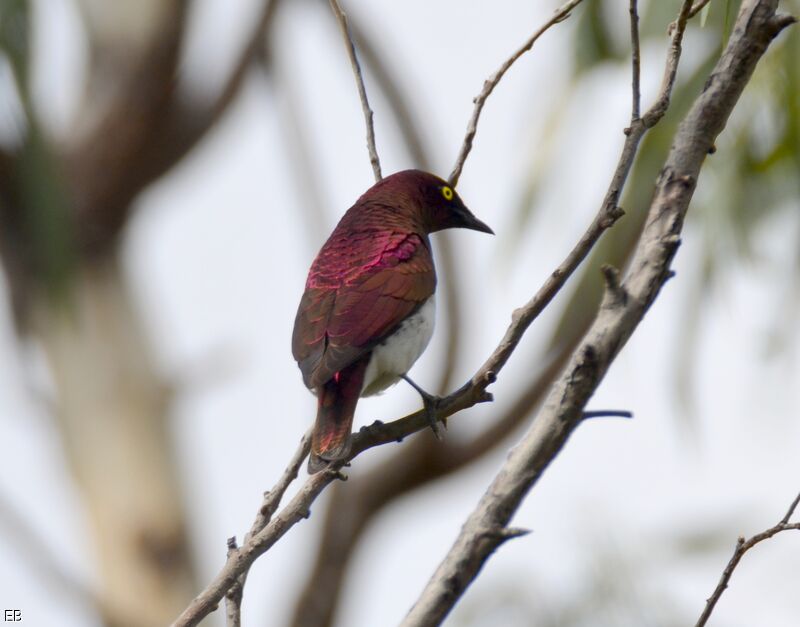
xmin=290 ymin=4 xmax=598 ymax=616
xmin=448 ymin=0 xmax=587 ymax=187
xmin=694 ymin=491 xmax=800 ymax=627
xmin=282 ymin=8 xmax=469 ymax=619
xmin=221 ymin=429 xmax=313 ymax=627
xmin=328 ymin=0 xmax=382 ymax=181
xmin=173 ymin=0 xmax=723 ymax=622
xmin=402 ymin=2 xmax=794 ymax=624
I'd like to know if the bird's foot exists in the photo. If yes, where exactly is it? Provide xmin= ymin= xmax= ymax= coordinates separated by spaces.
xmin=401 ymin=375 xmax=445 ymax=440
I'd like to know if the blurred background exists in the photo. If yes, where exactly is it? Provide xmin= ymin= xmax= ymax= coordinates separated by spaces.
xmin=0 ymin=0 xmax=798 ymax=625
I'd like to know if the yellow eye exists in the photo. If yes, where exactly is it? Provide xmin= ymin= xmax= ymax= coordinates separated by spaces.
xmin=441 ymin=186 xmax=454 ymax=201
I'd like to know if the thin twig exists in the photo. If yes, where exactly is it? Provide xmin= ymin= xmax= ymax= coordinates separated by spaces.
xmin=213 ymin=429 xmax=312 ymax=627
xmin=582 ymin=409 xmax=633 ymax=419
xmin=289 ymin=339 xmax=577 ymax=626
xmin=328 ymin=0 xmax=382 ymax=181
xmin=248 ymin=428 xmax=313 ymax=537
xmin=445 ymin=0 xmax=719 ymax=398
xmin=348 ymin=15 xmax=428 ymax=169
xmin=653 ymin=0 xmax=696 ymax=126
xmin=630 ymin=0 xmax=642 ymax=119
xmin=781 ymin=491 xmax=800 ymax=524
xmin=173 ymin=468 xmax=340 ymax=627
xmin=448 ymin=0 xmax=586 ymax=187
xmin=694 ymin=491 xmax=800 ymax=627
xmin=689 ymin=0 xmax=715 ymax=20
xmin=345 ymin=13 xmax=464 ymax=395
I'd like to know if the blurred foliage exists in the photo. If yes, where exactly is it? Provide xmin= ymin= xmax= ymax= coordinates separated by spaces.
xmin=0 ymin=0 xmax=75 ymax=303
xmin=452 ymin=515 xmax=750 ymax=627
xmin=574 ymin=0 xmax=626 ymax=73
xmin=0 ymin=0 xmax=30 ymax=79
xmin=510 ymin=0 xmax=800 ymax=417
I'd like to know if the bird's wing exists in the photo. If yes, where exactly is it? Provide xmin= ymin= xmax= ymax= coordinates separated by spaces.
xmin=292 ymin=232 xmax=435 ymax=390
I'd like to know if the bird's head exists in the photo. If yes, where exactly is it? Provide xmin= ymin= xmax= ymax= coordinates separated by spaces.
xmin=369 ymin=170 xmax=494 ymax=235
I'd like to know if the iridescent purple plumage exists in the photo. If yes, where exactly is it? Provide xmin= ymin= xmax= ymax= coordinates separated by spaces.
xmin=292 ymin=170 xmax=492 ymax=472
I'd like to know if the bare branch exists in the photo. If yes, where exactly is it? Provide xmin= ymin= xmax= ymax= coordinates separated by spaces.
xmin=345 ymin=13 xmax=465 ymax=394
xmin=582 ymin=409 xmax=633 ymax=419
xmin=648 ymin=0 xmax=696 ymax=127
xmin=448 ymin=0 xmax=586 ymax=187
xmin=630 ymin=0 xmax=642 ymax=119
xmin=688 ymin=0 xmax=715 ymax=21
xmin=289 ymin=341 xmax=574 ymax=626
xmin=694 ymin=491 xmax=800 ymax=627
xmin=224 ymin=538 xmax=242 ymax=627
xmin=594 ymin=0 xmax=695 ymax=261
xmin=173 ymin=431 xmax=312 ymax=626
xmin=402 ymin=3 xmax=794 ymax=624
xmin=347 ymin=15 xmax=428 ymax=169
xmin=328 ymin=0 xmax=382 ymax=181
xmin=248 ymin=429 xmax=313 ymax=537
xmin=781 ymin=491 xmax=800 ymax=524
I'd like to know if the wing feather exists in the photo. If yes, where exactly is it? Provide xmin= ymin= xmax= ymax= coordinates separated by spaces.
xmin=292 ymin=232 xmax=435 ymax=389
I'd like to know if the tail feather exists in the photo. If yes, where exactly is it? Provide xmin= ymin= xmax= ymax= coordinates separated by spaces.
xmin=309 ymin=355 xmax=369 ymax=473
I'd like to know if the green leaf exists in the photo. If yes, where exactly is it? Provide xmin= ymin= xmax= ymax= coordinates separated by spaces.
xmin=0 ymin=0 xmax=30 ymax=81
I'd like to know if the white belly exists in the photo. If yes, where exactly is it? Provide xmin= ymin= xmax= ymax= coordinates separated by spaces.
xmin=361 ymin=297 xmax=435 ymax=397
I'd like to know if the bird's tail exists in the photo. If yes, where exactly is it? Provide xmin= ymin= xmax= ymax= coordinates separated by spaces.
xmin=308 ymin=356 xmax=369 ymax=474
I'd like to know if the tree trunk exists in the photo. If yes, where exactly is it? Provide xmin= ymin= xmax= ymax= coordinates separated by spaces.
xmin=31 ymin=257 xmax=195 ymax=627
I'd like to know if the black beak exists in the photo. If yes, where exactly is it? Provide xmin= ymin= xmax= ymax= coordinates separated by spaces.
xmin=460 ymin=208 xmax=494 ymax=234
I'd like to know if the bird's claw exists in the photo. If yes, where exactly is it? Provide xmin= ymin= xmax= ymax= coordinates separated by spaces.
xmin=401 ymin=374 xmax=446 ymax=441
xmin=420 ymin=392 xmax=445 ymax=441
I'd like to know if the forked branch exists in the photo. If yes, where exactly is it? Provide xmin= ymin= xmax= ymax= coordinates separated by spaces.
xmin=694 ymin=491 xmax=800 ymax=627
xmin=402 ymin=2 xmax=794 ymax=624
xmin=448 ymin=0 xmax=587 ymax=187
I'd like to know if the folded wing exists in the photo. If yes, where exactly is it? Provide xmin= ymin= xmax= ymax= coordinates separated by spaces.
xmin=292 ymin=231 xmax=435 ymax=390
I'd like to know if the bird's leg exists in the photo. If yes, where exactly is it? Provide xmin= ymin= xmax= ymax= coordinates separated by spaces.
xmin=401 ymin=375 xmax=445 ymax=440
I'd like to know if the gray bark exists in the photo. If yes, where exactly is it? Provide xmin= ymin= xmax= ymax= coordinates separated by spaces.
xmin=401 ymin=1 xmax=796 ymax=625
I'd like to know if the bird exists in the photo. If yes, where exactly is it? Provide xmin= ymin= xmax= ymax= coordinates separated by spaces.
xmin=292 ymin=169 xmax=493 ymax=473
